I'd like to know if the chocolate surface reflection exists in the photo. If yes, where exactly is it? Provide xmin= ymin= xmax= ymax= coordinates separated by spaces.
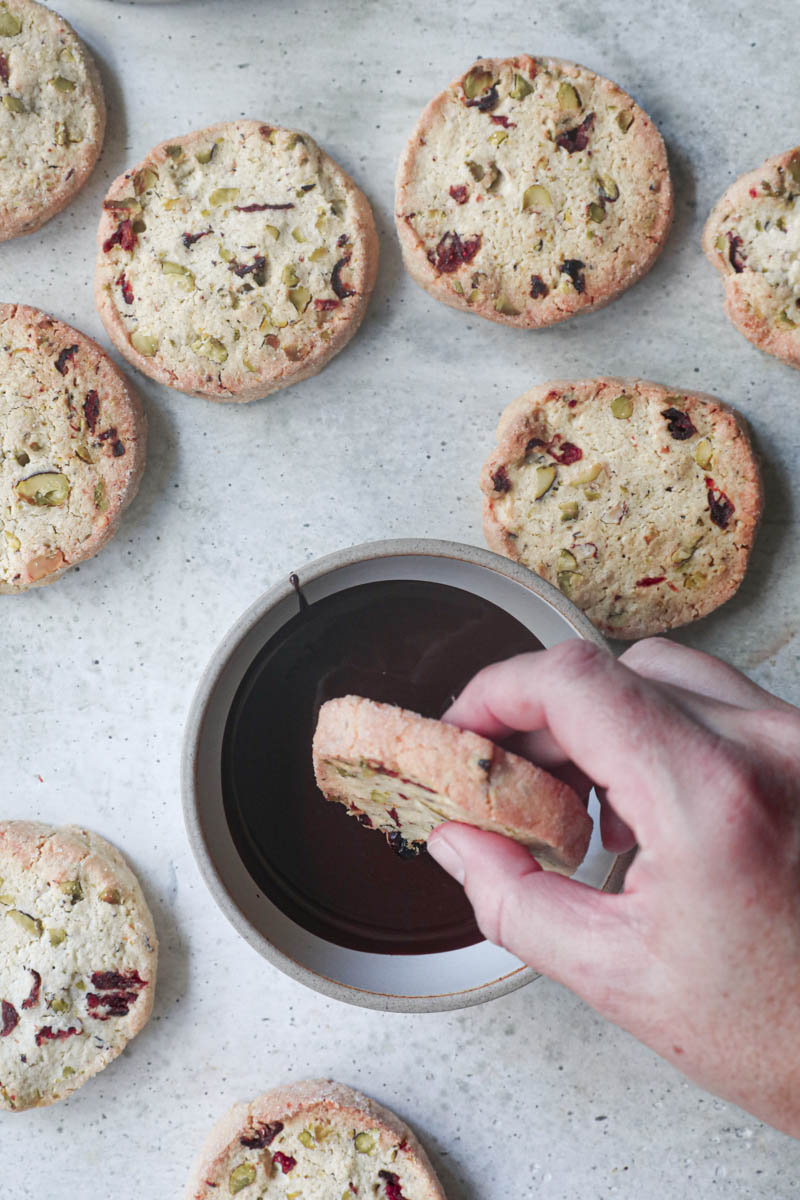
xmin=222 ymin=578 xmax=542 ymax=954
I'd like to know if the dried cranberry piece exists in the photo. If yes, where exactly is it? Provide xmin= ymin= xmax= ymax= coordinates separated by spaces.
xmin=388 ymin=831 xmax=418 ymax=859
xmin=705 ymin=477 xmax=735 ymax=529
xmin=378 ymin=1170 xmax=407 ymax=1200
xmin=559 ymin=259 xmax=586 ymax=294
xmin=661 ymin=406 xmax=696 ymax=440
xmin=83 ymin=390 xmax=100 ymax=432
xmin=530 ymin=275 xmax=549 ymax=299
xmin=21 ymin=970 xmax=41 ymax=1011
xmin=273 ymin=1153 xmax=296 ymax=1174
xmin=234 ymin=202 xmax=294 ymax=212
xmin=466 ymin=83 xmax=499 ymax=112
xmin=636 ymin=576 xmax=666 ymax=587
xmin=449 ymin=184 xmax=468 ymax=204
xmin=427 ymin=231 xmax=481 ymax=274
xmin=182 ymin=229 xmax=212 ymax=248
xmin=313 ymin=298 xmax=339 ymax=311
xmin=0 ymin=52 xmax=9 ymax=86
xmin=1 ymin=1001 xmax=18 ymax=1037
xmin=55 ymin=345 xmax=78 ymax=375
xmin=240 ymin=1121 xmax=284 ymax=1149
xmin=477 ymin=758 xmax=491 ymax=771
xmin=555 ymin=112 xmax=595 ymax=153
xmin=35 ymin=1025 xmax=80 ymax=1046
xmin=727 ymin=231 xmax=746 ymax=273
xmin=331 ymin=254 xmax=356 ymax=299
xmin=102 ymin=218 xmax=137 ymax=254
xmin=489 ymin=114 xmax=515 ymax=128
xmin=388 ymin=807 xmax=400 ymax=823
xmin=527 ymin=434 xmax=582 ymax=465
xmin=87 ymin=990 xmax=138 ymax=1018
xmin=231 ymin=254 xmax=267 ymax=285
xmin=337 ymin=233 xmax=349 ymax=248
xmin=111 ymin=440 xmax=125 ymax=457
xmin=116 ymin=273 xmax=134 ymax=304
xmin=91 ymin=970 xmax=146 ymax=991
xmin=491 ymin=466 xmax=511 ymax=493
xmin=356 ymin=812 xmax=373 ymax=828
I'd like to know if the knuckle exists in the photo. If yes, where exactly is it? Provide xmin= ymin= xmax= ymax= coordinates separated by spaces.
xmin=620 ymin=636 xmax=678 ymax=673
xmin=546 ymin=638 xmax=609 ymax=681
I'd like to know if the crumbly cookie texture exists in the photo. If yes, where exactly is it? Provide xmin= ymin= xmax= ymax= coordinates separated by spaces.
xmin=481 ymin=379 xmax=762 ymax=640
xmin=395 ymin=55 xmax=672 ymax=327
xmin=0 ymin=0 xmax=105 ymax=241
xmin=703 ymin=147 xmax=800 ymax=369
xmin=313 ymin=696 xmax=592 ymax=874
xmin=95 ymin=120 xmax=378 ymax=402
xmin=185 ymin=1079 xmax=447 ymax=1200
xmin=0 ymin=303 xmax=146 ymax=593
xmin=0 ymin=820 xmax=157 ymax=1111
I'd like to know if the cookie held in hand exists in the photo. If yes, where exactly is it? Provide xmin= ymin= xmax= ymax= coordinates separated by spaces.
xmin=481 ymin=378 xmax=762 ymax=639
xmin=313 ymin=695 xmax=592 ymax=874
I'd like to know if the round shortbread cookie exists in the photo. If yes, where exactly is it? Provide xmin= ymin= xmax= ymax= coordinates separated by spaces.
xmin=0 ymin=0 xmax=105 ymax=242
xmin=185 ymin=1079 xmax=447 ymax=1200
xmin=481 ymin=379 xmax=762 ymax=640
xmin=0 ymin=303 xmax=146 ymax=593
xmin=95 ymin=120 xmax=378 ymax=402
xmin=703 ymin=147 xmax=800 ymax=370
xmin=313 ymin=695 xmax=592 ymax=874
xmin=0 ymin=820 xmax=157 ymax=1111
xmin=395 ymin=55 xmax=672 ymax=327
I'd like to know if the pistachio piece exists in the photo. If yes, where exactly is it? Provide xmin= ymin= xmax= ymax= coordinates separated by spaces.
xmin=100 ymin=887 xmax=121 ymax=904
xmin=209 ymin=187 xmax=239 ymax=207
xmin=195 ymin=146 xmax=214 ymax=164
xmin=15 ymin=450 xmax=29 ymax=466
xmin=291 ymin=227 xmax=306 ymax=242
xmin=191 ymin=334 xmax=228 ymax=364
xmin=494 ymin=296 xmax=520 ymax=316
xmin=522 ymin=184 xmax=552 ymax=211
xmin=229 ymin=1163 xmax=256 ymax=1194
xmin=465 ymin=160 xmax=485 ymax=181
xmin=94 ymin=480 xmax=108 ymax=512
xmin=776 ymin=310 xmax=797 ymax=329
xmin=684 ymin=572 xmax=706 ymax=589
xmin=557 ymin=570 xmax=582 ymax=597
xmin=309 ymin=246 xmax=327 ymax=261
xmin=3 ymin=529 xmax=20 ymax=550
xmin=354 ymin=1132 xmax=376 ymax=1154
xmin=62 ymin=1066 xmax=75 ymax=1078
xmin=217 ymin=242 xmax=234 ymax=263
xmin=50 ymin=996 xmax=70 ymax=1014
xmin=489 ymin=129 xmax=508 ymax=147
xmin=288 ymin=286 xmax=311 ymax=313
xmin=610 ymin=393 xmax=633 ymax=419
xmin=262 ymin=224 xmax=279 ymax=242
xmin=298 ymin=1130 xmax=315 ymax=1149
xmin=560 ymin=500 xmax=579 ymax=521
xmin=587 ymin=202 xmax=606 ymax=223
xmin=485 ymin=161 xmax=501 ymax=192
xmin=598 ymin=174 xmax=619 ymax=201
xmin=2 ymin=94 xmax=24 ymax=113
xmin=74 ymin=444 xmax=94 ymax=464
xmin=130 ymin=330 xmax=159 ymax=357
xmin=282 ymin=263 xmax=299 ymax=287
xmin=161 ymin=260 xmax=195 ymax=289
xmin=463 ymin=67 xmax=493 ymax=100
xmin=557 ymin=82 xmax=581 ymax=111
xmin=49 ymin=927 xmax=67 ymax=947
xmin=0 ymin=5 xmax=22 ymax=35
xmin=534 ymin=464 xmax=557 ymax=499
xmin=7 ymin=909 xmax=42 ymax=937
xmin=510 ymin=72 xmax=534 ymax=101
xmin=616 ymin=110 xmax=634 ymax=133
xmin=694 ymin=438 xmax=713 ymax=469
xmin=133 ymin=166 xmax=158 ymax=194
xmin=557 ymin=549 xmax=578 ymax=571
xmin=0 ymin=894 xmax=14 ymax=905
xmin=451 ymin=280 xmax=464 ymax=295
xmin=15 ymin=472 xmax=70 ymax=507
xmin=569 ymin=463 xmax=602 ymax=486
xmin=49 ymin=76 xmax=75 ymax=93
xmin=60 ymin=879 xmax=83 ymax=902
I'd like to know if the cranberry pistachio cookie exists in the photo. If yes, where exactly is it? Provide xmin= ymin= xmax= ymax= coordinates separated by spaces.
xmin=481 ymin=379 xmax=762 ymax=639
xmin=395 ymin=55 xmax=672 ymax=326
xmin=0 ymin=0 xmax=105 ymax=242
xmin=313 ymin=696 xmax=592 ymax=873
xmin=0 ymin=304 xmax=146 ymax=592
xmin=703 ymin=148 xmax=800 ymax=369
xmin=95 ymin=121 xmax=378 ymax=402
xmin=185 ymin=1079 xmax=447 ymax=1200
xmin=0 ymin=820 xmax=157 ymax=1110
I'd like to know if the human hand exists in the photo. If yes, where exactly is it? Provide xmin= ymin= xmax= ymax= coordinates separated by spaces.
xmin=427 ymin=638 xmax=800 ymax=1138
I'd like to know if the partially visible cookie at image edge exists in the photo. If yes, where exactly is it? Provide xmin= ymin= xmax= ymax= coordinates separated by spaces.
xmin=95 ymin=120 xmax=379 ymax=402
xmin=481 ymin=379 xmax=762 ymax=640
xmin=396 ymin=54 xmax=672 ymax=327
xmin=0 ymin=820 xmax=157 ymax=1111
xmin=0 ymin=0 xmax=106 ymax=242
xmin=703 ymin=146 xmax=800 ymax=370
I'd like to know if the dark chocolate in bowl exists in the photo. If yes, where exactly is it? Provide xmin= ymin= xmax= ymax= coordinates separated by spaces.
xmin=221 ymin=577 xmax=543 ymax=955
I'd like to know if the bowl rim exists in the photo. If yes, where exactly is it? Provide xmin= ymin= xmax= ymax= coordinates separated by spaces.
xmin=181 ymin=537 xmax=626 ymax=1012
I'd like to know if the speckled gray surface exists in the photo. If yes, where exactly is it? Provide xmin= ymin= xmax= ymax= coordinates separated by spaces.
xmin=1 ymin=0 xmax=799 ymax=1194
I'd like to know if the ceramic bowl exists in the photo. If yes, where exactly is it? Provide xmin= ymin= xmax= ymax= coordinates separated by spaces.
xmin=182 ymin=539 xmax=627 ymax=1012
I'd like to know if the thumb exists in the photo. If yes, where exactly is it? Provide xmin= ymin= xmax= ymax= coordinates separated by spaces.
xmin=428 ymin=823 xmax=631 ymax=993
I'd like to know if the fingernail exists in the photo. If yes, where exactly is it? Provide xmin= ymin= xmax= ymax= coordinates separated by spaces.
xmin=427 ymin=833 xmax=465 ymax=884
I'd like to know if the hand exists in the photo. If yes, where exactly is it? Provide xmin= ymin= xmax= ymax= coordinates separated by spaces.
xmin=427 ymin=638 xmax=800 ymax=1138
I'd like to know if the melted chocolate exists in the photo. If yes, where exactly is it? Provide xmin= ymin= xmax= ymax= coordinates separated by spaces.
xmin=222 ymin=578 xmax=542 ymax=954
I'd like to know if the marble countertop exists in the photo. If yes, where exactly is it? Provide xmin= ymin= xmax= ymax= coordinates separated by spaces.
xmin=2 ymin=0 xmax=799 ymax=1195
